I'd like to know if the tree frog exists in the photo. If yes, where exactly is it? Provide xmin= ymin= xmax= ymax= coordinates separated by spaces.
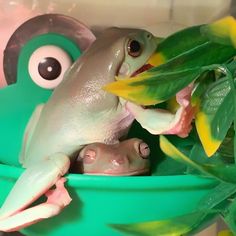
xmin=71 ymin=138 xmax=150 ymax=175
xmin=0 ymin=27 xmax=190 ymax=231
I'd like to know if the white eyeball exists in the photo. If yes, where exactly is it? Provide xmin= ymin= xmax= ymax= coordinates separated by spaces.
xmin=28 ymin=45 xmax=72 ymax=89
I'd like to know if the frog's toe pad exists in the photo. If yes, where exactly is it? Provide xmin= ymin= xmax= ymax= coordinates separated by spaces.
xmin=163 ymin=104 xmax=195 ymax=138
xmin=0 ymin=178 xmax=71 ymax=232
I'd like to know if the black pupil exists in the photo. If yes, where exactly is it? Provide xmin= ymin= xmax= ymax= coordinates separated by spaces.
xmin=130 ymin=40 xmax=141 ymax=53
xmin=38 ymin=57 xmax=62 ymax=80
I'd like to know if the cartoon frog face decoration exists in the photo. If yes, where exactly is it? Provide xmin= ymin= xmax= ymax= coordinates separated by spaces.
xmin=0 ymin=14 xmax=95 ymax=166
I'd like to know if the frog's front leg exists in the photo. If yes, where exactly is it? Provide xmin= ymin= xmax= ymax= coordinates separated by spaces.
xmin=126 ymin=85 xmax=195 ymax=138
xmin=0 ymin=153 xmax=71 ymax=232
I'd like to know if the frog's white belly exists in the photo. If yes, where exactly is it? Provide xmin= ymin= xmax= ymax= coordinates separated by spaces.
xmin=22 ymin=105 xmax=134 ymax=167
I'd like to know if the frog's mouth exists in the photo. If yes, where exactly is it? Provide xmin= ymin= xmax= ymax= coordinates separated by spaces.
xmin=117 ymin=61 xmax=153 ymax=78
xmin=131 ymin=63 xmax=154 ymax=110
xmin=131 ymin=63 xmax=153 ymax=77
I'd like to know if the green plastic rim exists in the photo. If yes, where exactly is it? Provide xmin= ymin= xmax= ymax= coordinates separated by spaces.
xmin=0 ymin=163 xmax=219 ymax=190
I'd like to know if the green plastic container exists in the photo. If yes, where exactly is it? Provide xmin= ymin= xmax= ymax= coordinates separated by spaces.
xmin=0 ymin=163 xmax=219 ymax=236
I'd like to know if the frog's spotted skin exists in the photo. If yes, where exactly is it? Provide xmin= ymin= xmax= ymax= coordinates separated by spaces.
xmin=0 ymin=27 xmax=157 ymax=231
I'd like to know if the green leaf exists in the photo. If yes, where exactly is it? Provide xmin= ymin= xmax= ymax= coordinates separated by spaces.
xmin=149 ymin=42 xmax=236 ymax=74
xmin=153 ymin=134 xmax=195 ymax=175
xmin=104 ymin=67 xmax=202 ymax=105
xmin=155 ymin=25 xmax=208 ymax=63
xmin=105 ymin=42 xmax=236 ymax=105
xmin=223 ymin=197 xmax=236 ymax=234
xmin=191 ymin=71 xmax=216 ymax=106
xmin=200 ymin=77 xmax=234 ymax=139
xmin=159 ymin=135 xmax=236 ymax=183
xmin=110 ymin=211 xmax=209 ymax=236
xmin=130 ymin=67 xmax=202 ymax=104
xmin=187 ymin=143 xmax=225 ymax=175
xmin=196 ymin=182 xmax=236 ymax=235
xmin=200 ymin=16 xmax=236 ymax=48
xmin=151 ymin=18 xmax=236 ymax=66
xmin=105 ymin=17 xmax=236 ymax=105
xmin=218 ymin=125 xmax=235 ymax=161
xmin=195 ymin=76 xmax=234 ymax=157
xmin=198 ymin=182 xmax=236 ymax=211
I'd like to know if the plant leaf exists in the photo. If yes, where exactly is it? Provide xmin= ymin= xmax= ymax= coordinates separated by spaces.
xmin=191 ymin=71 xmax=216 ymax=106
xmin=104 ymin=43 xmax=236 ymax=105
xmin=150 ymin=24 xmax=208 ymax=65
xmin=195 ymin=76 xmax=234 ymax=157
xmin=153 ymin=134 xmax=195 ymax=175
xmin=223 ymin=197 xmax=236 ymax=234
xmin=104 ymin=67 xmax=202 ymax=105
xmin=197 ymin=182 xmax=236 ymax=211
xmin=187 ymin=143 xmax=225 ymax=175
xmin=200 ymin=16 xmax=236 ymax=48
xmin=159 ymin=135 xmax=236 ymax=183
xmin=110 ymin=211 xmax=209 ymax=236
xmin=218 ymin=230 xmax=234 ymax=236
xmin=218 ymin=125 xmax=234 ymax=161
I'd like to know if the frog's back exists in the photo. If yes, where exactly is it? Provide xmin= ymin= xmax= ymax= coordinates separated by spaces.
xmin=22 ymin=96 xmax=132 ymax=168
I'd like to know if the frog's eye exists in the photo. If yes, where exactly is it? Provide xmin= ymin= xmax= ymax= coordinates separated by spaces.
xmin=135 ymin=141 xmax=150 ymax=159
xmin=28 ymin=45 xmax=72 ymax=89
xmin=127 ymin=39 xmax=142 ymax=57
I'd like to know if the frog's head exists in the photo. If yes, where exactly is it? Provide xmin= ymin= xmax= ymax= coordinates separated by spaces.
xmin=116 ymin=28 xmax=157 ymax=77
xmin=58 ymin=27 xmax=159 ymax=112
xmin=71 ymin=138 xmax=150 ymax=176
xmin=80 ymin=27 xmax=158 ymax=81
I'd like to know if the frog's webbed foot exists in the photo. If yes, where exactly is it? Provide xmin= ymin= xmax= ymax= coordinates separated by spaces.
xmin=126 ymin=85 xmax=195 ymax=138
xmin=0 ymin=153 xmax=71 ymax=232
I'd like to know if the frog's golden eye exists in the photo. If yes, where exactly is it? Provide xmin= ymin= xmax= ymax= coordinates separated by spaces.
xmin=127 ymin=39 xmax=142 ymax=57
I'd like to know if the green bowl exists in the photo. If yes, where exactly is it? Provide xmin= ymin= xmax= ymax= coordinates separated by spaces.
xmin=0 ymin=163 xmax=219 ymax=236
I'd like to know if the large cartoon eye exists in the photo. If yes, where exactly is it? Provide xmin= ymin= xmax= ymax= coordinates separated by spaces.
xmin=28 ymin=45 xmax=72 ymax=89
xmin=127 ymin=39 xmax=142 ymax=57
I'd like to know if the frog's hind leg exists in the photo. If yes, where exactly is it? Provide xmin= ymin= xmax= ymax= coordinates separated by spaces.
xmin=0 ymin=153 xmax=71 ymax=232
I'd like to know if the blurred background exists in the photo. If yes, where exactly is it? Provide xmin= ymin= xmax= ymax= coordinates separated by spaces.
xmin=0 ymin=0 xmax=234 ymax=235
